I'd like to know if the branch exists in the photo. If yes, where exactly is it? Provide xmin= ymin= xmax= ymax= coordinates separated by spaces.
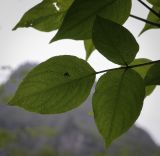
xmin=95 ymin=60 xmax=160 ymax=75
xmin=137 ymin=0 xmax=160 ymax=18
xmin=130 ymin=14 xmax=160 ymax=27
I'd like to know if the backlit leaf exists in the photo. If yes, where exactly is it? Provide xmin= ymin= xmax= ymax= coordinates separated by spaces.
xmin=93 ymin=69 xmax=145 ymax=146
xmin=9 ymin=55 xmax=95 ymax=114
xmin=92 ymin=17 xmax=139 ymax=65
xmin=56 ymin=0 xmax=73 ymax=11
xmin=51 ymin=0 xmax=131 ymax=42
xmin=147 ymin=0 xmax=160 ymax=7
xmin=84 ymin=40 xmax=95 ymax=60
xmin=140 ymin=6 xmax=160 ymax=35
xmin=130 ymin=58 xmax=156 ymax=96
xmin=13 ymin=0 xmax=73 ymax=32
xmin=145 ymin=62 xmax=160 ymax=85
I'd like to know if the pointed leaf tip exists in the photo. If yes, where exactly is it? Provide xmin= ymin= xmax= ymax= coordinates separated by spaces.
xmin=93 ymin=69 xmax=145 ymax=146
xmin=9 ymin=55 xmax=95 ymax=114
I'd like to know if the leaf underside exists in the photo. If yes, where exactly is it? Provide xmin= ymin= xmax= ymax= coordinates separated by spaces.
xmin=51 ymin=0 xmax=131 ymax=42
xmin=130 ymin=58 xmax=156 ymax=96
xmin=9 ymin=55 xmax=95 ymax=114
xmin=145 ymin=62 xmax=160 ymax=85
xmin=93 ymin=69 xmax=145 ymax=146
xmin=92 ymin=16 xmax=139 ymax=65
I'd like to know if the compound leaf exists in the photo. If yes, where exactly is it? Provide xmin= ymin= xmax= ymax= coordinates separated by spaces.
xmin=9 ymin=55 xmax=95 ymax=114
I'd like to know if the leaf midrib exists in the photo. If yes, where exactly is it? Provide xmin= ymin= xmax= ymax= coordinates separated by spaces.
xmin=14 ymin=72 xmax=95 ymax=100
xmin=107 ymin=70 xmax=126 ymax=140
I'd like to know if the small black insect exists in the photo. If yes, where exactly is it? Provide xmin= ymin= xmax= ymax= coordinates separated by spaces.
xmin=64 ymin=72 xmax=70 ymax=77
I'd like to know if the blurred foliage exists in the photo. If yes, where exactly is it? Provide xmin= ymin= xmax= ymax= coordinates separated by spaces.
xmin=7 ymin=148 xmax=30 ymax=156
xmin=35 ymin=146 xmax=56 ymax=156
xmin=0 ymin=85 xmax=5 ymax=95
xmin=0 ymin=129 xmax=15 ymax=148
xmin=25 ymin=127 xmax=57 ymax=138
xmin=36 ymin=146 xmax=71 ymax=156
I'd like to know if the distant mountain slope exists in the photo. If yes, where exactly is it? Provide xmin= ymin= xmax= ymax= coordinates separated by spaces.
xmin=0 ymin=63 xmax=160 ymax=156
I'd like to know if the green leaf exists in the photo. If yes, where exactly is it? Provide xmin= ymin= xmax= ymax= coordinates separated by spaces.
xmin=130 ymin=58 xmax=156 ymax=96
xmin=140 ymin=6 xmax=160 ymax=35
xmin=92 ymin=17 xmax=139 ymax=65
xmin=145 ymin=62 xmax=160 ymax=85
xmin=13 ymin=0 xmax=73 ymax=32
xmin=147 ymin=0 xmax=160 ymax=7
xmin=9 ymin=55 xmax=95 ymax=114
xmin=50 ymin=0 xmax=132 ymax=42
xmin=56 ymin=0 xmax=73 ymax=11
xmin=84 ymin=40 xmax=95 ymax=60
xmin=93 ymin=69 xmax=145 ymax=146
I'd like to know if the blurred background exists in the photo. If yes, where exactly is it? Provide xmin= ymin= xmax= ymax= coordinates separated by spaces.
xmin=0 ymin=0 xmax=160 ymax=155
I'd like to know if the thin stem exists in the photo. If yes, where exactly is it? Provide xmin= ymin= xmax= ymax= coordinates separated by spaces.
xmin=95 ymin=60 xmax=160 ymax=75
xmin=128 ymin=60 xmax=160 ymax=68
xmin=137 ymin=0 xmax=160 ymax=18
xmin=130 ymin=14 xmax=160 ymax=28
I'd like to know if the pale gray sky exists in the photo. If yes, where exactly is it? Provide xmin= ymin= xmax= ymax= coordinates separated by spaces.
xmin=0 ymin=0 xmax=160 ymax=145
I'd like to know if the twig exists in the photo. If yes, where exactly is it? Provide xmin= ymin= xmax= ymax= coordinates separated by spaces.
xmin=130 ymin=14 xmax=160 ymax=27
xmin=95 ymin=60 xmax=160 ymax=75
xmin=137 ymin=0 xmax=160 ymax=18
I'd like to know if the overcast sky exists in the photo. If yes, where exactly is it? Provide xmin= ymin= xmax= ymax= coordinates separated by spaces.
xmin=0 ymin=0 xmax=160 ymax=145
